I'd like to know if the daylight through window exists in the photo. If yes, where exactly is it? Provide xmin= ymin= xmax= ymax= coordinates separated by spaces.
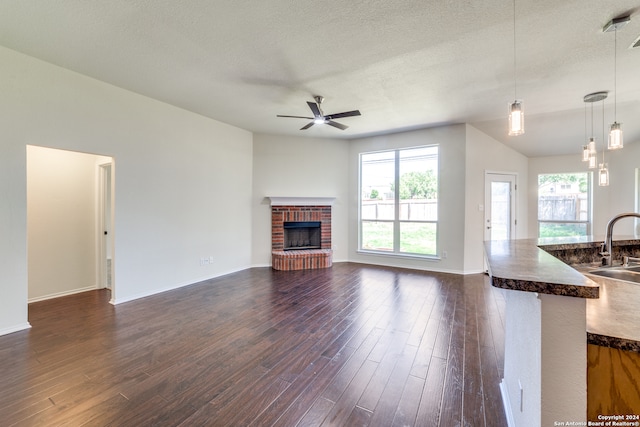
xmin=538 ymin=172 xmax=591 ymax=237
xmin=359 ymin=146 xmax=438 ymax=256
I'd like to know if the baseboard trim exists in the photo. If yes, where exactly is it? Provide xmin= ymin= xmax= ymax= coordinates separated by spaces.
xmin=500 ymin=378 xmax=516 ymax=427
xmin=0 ymin=322 xmax=32 ymax=337
xmin=108 ymin=260 xmax=488 ymax=306
xmin=110 ymin=267 xmax=248 ymax=305
xmin=28 ymin=285 xmax=98 ymax=303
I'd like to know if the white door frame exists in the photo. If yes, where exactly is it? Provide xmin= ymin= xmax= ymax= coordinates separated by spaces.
xmin=484 ymin=171 xmax=517 ymax=241
xmin=97 ymin=162 xmax=115 ymax=299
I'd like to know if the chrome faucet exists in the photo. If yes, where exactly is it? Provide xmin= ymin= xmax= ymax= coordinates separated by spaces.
xmin=601 ymin=212 xmax=640 ymax=266
xmin=622 ymin=256 xmax=640 ymax=267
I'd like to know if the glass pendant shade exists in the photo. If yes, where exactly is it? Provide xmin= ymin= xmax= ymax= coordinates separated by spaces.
xmin=582 ymin=145 xmax=590 ymax=162
xmin=587 ymin=138 xmax=596 ymax=154
xmin=608 ymin=122 xmax=623 ymax=149
xmin=588 ymin=154 xmax=597 ymax=169
xmin=508 ymin=101 xmax=524 ymax=136
xmin=599 ymin=164 xmax=610 ymax=186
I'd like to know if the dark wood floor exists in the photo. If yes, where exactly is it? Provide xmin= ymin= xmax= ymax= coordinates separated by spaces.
xmin=0 ymin=263 xmax=507 ymax=426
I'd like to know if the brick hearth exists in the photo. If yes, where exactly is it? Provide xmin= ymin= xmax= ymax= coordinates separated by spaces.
xmin=271 ymin=205 xmax=332 ymax=271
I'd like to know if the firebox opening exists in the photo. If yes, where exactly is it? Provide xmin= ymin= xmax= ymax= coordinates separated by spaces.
xmin=283 ymin=221 xmax=321 ymax=250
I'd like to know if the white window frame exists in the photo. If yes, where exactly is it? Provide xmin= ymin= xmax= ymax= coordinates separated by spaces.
xmin=537 ymin=172 xmax=592 ymax=238
xmin=358 ymin=145 xmax=439 ymax=258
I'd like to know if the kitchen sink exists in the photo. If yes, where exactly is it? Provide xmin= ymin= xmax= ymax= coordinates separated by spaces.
xmin=587 ymin=267 xmax=640 ymax=284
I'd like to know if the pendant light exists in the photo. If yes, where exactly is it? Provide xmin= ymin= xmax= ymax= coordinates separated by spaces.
xmin=587 ymin=138 xmax=596 ymax=156
xmin=582 ymin=103 xmax=590 ymax=161
xmin=598 ymin=97 xmax=609 ymax=186
xmin=608 ymin=26 xmax=623 ymax=149
xmin=603 ymin=16 xmax=630 ymax=150
xmin=582 ymin=145 xmax=590 ymax=162
xmin=599 ymin=164 xmax=610 ymax=186
xmin=582 ymin=92 xmax=607 ymax=168
xmin=588 ymin=103 xmax=597 ymax=169
xmin=508 ymin=0 xmax=524 ymax=136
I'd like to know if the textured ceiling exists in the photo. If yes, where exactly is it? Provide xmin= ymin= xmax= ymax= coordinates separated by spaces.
xmin=1 ymin=0 xmax=640 ymax=157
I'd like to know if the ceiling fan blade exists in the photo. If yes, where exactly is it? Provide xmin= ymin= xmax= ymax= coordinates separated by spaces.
xmin=277 ymin=114 xmax=314 ymax=119
xmin=325 ymin=110 xmax=361 ymax=120
xmin=300 ymin=122 xmax=315 ymax=130
xmin=326 ymin=120 xmax=348 ymax=130
xmin=307 ymin=101 xmax=322 ymax=118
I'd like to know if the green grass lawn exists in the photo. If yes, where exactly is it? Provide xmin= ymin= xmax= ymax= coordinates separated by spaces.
xmin=538 ymin=223 xmax=587 ymax=238
xmin=362 ymin=221 xmax=437 ymax=255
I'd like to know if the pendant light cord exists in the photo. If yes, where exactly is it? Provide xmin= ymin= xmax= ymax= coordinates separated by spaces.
xmin=590 ymin=102 xmax=594 ymax=138
xmin=602 ymin=99 xmax=605 ymax=163
xmin=584 ymin=102 xmax=587 ymax=142
xmin=513 ymin=0 xmax=517 ymax=100
xmin=614 ymin=29 xmax=617 ymax=120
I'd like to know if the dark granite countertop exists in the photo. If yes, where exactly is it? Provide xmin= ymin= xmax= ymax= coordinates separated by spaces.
xmin=484 ymin=239 xmax=599 ymax=299
xmin=583 ymin=275 xmax=640 ymax=352
xmin=485 ymin=237 xmax=640 ymax=353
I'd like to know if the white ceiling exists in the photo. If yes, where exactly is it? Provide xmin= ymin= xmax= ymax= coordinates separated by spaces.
xmin=1 ymin=0 xmax=639 ymax=158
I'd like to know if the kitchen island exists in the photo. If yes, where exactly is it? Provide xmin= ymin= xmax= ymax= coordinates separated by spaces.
xmin=485 ymin=237 xmax=640 ymax=426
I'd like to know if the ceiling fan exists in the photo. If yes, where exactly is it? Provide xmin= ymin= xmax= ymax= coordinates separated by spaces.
xmin=277 ymin=95 xmax=361 ymax=130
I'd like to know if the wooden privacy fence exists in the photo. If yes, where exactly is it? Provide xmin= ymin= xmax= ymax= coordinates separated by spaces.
xmin=538 ymin=194 xmax=588 ymax=221
xmin=361 ymin=199 xmax=437 ymax=221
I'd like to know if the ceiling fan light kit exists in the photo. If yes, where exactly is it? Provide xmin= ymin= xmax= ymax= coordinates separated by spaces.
xmin=277 ymin=95 xmax=361 ymax=131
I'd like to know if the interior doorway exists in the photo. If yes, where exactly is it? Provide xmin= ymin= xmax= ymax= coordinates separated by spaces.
xmin=98 ymin=162 xmax=113 ymax=291
xmin=484 ymin=172 xmax=517 ymax=241
xmin=27 ymin=146 xmax=115 ymax=303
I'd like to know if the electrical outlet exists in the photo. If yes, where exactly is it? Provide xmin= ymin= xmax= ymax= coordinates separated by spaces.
xmin=209 ymin=256 xmax=214 ymax=264
xmin=443 ymin=250 xmax=448 ymax=259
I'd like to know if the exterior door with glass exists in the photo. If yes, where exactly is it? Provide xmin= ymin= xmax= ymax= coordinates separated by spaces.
xmin=485 ymin=173 xmax=517 ymax=241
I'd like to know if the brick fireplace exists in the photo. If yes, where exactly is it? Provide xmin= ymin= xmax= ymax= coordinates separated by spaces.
xmin=270 ymin=197 xmax=334 ymax=271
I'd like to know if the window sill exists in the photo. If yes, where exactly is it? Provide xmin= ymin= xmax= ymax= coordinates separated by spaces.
xmin=356 ymin=250 xmax=441 ymax=261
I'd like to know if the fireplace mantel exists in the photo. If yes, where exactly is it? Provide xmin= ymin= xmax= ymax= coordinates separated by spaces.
xmin=268 ymin=197 xmax=335 ymax=206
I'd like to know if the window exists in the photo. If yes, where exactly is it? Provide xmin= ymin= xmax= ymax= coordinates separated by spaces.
xmin=360 ymin=146 xmax=438 ymax=256
xmin=538 ymin=172 xmax=591 ymax=237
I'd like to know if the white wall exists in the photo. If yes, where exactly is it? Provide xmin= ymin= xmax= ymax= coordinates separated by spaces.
xmin=251 ymin=134 xmax=349 ymax=266
xmin=348 ymin=126 xmax=467 ymax=273
xmin=0 ymin=142 xmax=29 ymax=335
xmin=606 ymin=142 xmax=640 ymax=235
xmin=501 ymin=291 xmax=587 ymax=427
xmin=27 ymin=146 xmax=104 ymax=301
xmin=502 ymin=290 xmax=542 ymax=427
xmin=528 ymin=143 xmax=639 ymax=239
xmin=0 ymin=45 xmax=253 ymax=334
xmin=464 ymin=125 xmax=529 ymax=272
